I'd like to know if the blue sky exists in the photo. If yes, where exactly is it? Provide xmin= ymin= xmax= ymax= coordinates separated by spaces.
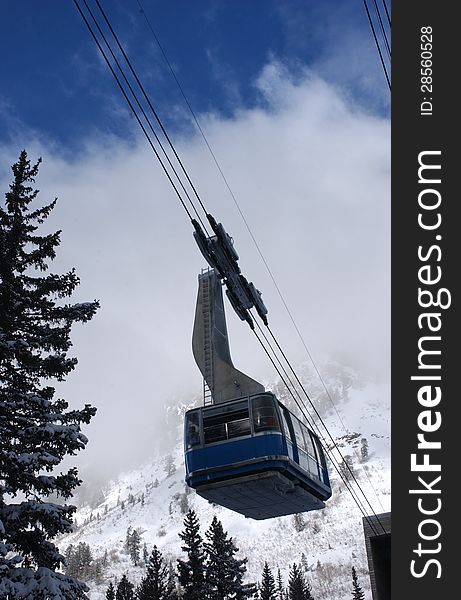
xmin=0 ymin=0 xmax=389 ymax=151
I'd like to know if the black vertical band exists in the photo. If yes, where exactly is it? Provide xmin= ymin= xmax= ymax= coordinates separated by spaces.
xmin=392 ymin=2 xmax=456 ymax=597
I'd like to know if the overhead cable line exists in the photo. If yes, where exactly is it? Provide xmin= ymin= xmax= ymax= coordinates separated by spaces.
xmin=134 ymin=0 xmax=387 ymax=514
xmin=362 ymin=0 xmax=391 ymax=91
xmin=371 ymin=0 xmax=391 ymax=60
xmin=381 ymin=0 xmax=391 ymax=27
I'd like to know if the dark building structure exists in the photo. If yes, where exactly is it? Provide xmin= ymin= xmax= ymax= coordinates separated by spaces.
xmin=362 ymin=512 xmax=391 ymax=600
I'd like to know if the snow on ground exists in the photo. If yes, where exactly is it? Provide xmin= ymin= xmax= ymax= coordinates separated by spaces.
xmin=57 ymin=371 xmax=390 ymax=600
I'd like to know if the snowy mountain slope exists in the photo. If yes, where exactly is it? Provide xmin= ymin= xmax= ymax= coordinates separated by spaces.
xmin=57 ymin=367 xmax=390 ymax=600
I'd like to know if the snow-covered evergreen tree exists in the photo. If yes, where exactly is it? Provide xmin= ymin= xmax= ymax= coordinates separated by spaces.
xmin=242 ymin=582 xmax=258 ymax=599
xmin=124 ymin=526 xmax=143 ymax=565
xmin=164 ymin=454 xmax=176 ymax=477
xmin=116 ymin=574 xmax=135 ymax=600
xmin=351 ymin=567 xmax=365 ymax=600
xmin=137 ymin=545 xmax=175 ymax=600
xmin=287 ymin=563 xmax=313 ymax=600
xmin=276 ymin=568 xmax=285 ymax=600
xmin=177 ymin=510 xmax=208 ymax=600
xmin=300 ymin=553 xmax=309 ymax=573
xmin=259 ymin=562 xmax=277 ymax=600
xmin=293 ymin=513 xmax=306 ymax=533
xmin=339 ymin=455 xmax=355 ymax=481
xmin=304 ymin=580 xmax=314 ymax=600
xmin=105 ymin=581 xmax=116 ymax=600
xmin=167 ymin=560 xmax=180 ymax=600
xmin=0 ymin=151 xmax=99 ymax=598
xmin=129 ymin=529 xmax=141 ymax=566
xmin=360 ymin=438 xmax=369 ymax=462
xmin=124 ymin=527 xmax=132 ymax=553
xmin=204 ymin=515 xmax=250 ymax=599
xmin=65 ymin=542 xmax=93 ymax=580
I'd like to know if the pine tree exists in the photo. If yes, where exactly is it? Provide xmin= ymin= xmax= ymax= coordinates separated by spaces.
xmin=177 ymin=510 xmax=208 ymax=600
xmin=92 ymin=557 xmax=104 ymax=584
xmin=125 ymin=526 xmax=132 ymax=553
xmin=129 ymin=528 xmax=141 ymax=566
xmin=339 ymin=455 xmax=355 ymax=481
xmin=304 ymin=580 xmax=314 ymax=600
xmin=166 ymin=560 xmax=180 ymax=600
xmin=80 ymin=543 xmax=94 ymax=580
xmin=260 ymin=562 xmax=277 ymax=600
xmin=242 ymin=582 xmax=258 ymax=599
xmin=204 ymin=515 xmax=251 ymax=599
xmin=0 ymin=151 xmax=99 ymax=598
xmin=276 ymin=569 xmax=285 ymax=600
xmin=106 ymin=581 xmax=116 ymax=600
xmin=64 ymin=541 xmax=95 ymax=581
xmin=137 ymin=545 xmax=175 ymax=600
xmin=351 ymin=567 xmax=365 ymax=600
xmin=360 ymin=438 xmax=369 ymax=462
xmin=116 ymin=574 xmax=136 ymax=600
xmin=287 ymin=563 xmax=313 ymax=600
xmin=300 ymin=553 xmax=309 ymax=573
xmin=64 ymin=544 xmax=75 ymax=572
xmin=293 ymin=513 xmax=306 ymax=532
xmin=164 ymin=454 xmax=176 ymax=477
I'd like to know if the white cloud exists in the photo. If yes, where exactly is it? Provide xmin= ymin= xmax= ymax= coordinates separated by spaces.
xmin=0 ymin=62 xmax=390 ymax=479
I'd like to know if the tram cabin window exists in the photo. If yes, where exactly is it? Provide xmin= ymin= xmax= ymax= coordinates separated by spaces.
xmin=252 ymin=395 xmax=281 ymax=433
xmin=291 ymin=417 xmax=321 ymax=478
xmin=279 ymin=406 xmax=293 ymax=439
xmin=186 ymin=411 xmax=201 ymax=449
xmin=203 ymin=400 xmax=251 ymax=444
xmin=313 ymin=436 xmax=327 ymax=470
xmin=292 ymin=418 xmax=306 ymax=451
xmin=303 ymin=428 xmax=316 ymax=457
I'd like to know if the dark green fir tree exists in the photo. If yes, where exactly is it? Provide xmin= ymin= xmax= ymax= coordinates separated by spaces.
xmin=64 ymin=542 xmax=93 ymax=580
xmin=106 ymin=581 xmax=116 ymax=600
xmin=177 ymin=510 xmax=208 ymax=600
xmin=166 ymin=560 xmax=180 ymax=600
xmin=137 ymin=545 xmax=175 ymax=600
xmin=276 ymin=568 xmax=285 ymax=600
xmin=351 ymin=567 xmax=365 ymax=600
xmin=204 ymin=515 xmax=250 ymax=599
xmin=129 ymin=528 xmax=141 ymax=566
xmin=260 ymin=562 xmax=277 ymax=600
xmin=288 ymin=563 xmax=314 ymax=600
xmin=116 ymin=574 xmax=136 ymax=600
xmin=0 ymin=151 xmax=99 ymax=598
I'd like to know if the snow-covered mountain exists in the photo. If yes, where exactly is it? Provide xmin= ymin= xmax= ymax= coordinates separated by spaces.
xmin=57 ymin=365 xmax=390 ymax=600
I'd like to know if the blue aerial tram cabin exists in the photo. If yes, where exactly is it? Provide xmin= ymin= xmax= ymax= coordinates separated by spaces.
xmin=184 ymin=392 xmax=331 ymax=520
xmin=187 ymin=226 xmax=332 ymax=520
